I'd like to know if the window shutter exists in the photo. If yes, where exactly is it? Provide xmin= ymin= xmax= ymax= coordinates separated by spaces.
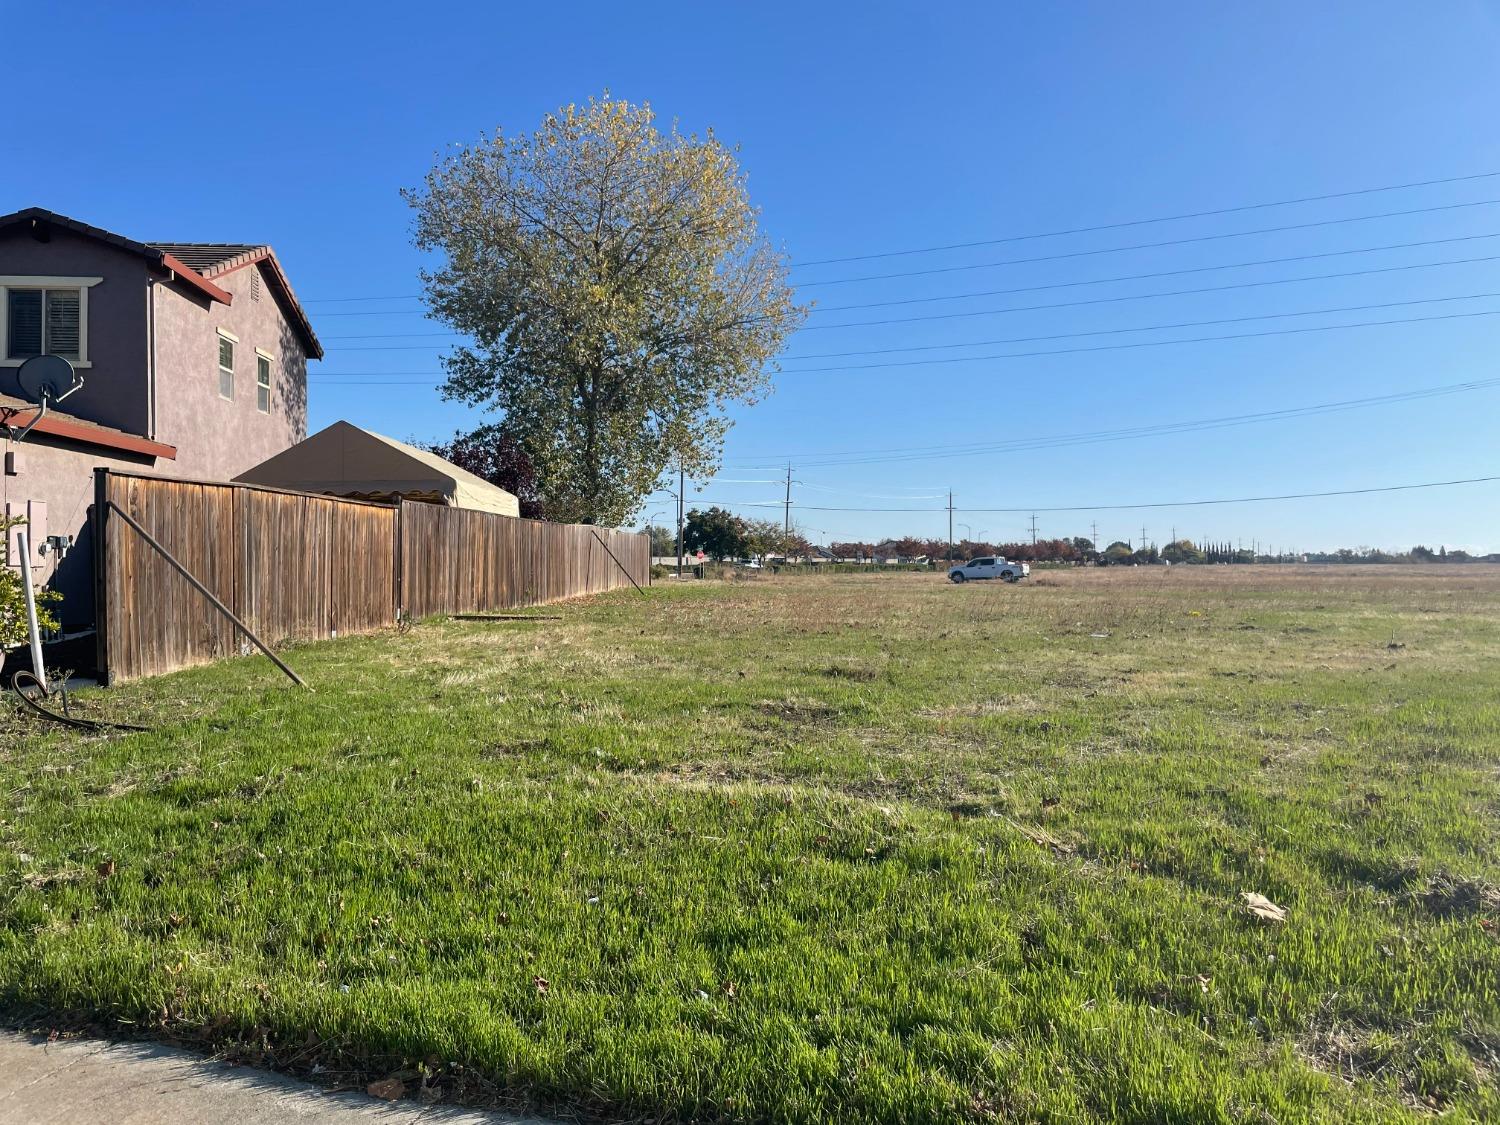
xmin=45 ymin=290 xmax=80 ymax=357
xmin=6 ymin=291 xmax=43 ymax=358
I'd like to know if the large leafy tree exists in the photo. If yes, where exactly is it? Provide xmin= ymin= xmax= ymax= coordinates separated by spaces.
xmin=742 ymin=518 xmax=784 ymax=560
xmin=405 ymin=95 xmax=806 ymax=525
xmin=682 ymin=507 xmax=748 ymax=561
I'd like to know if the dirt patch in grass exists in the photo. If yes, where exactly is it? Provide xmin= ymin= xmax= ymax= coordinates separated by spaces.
xmin=817 ymin=661 xmax=879 ymax=682
xmin=1416 ymin=871 xmax=1500 ymax=918
xmin=752 ymin=697 xmax=841 ymax=725
xmin=1297 ymin=1017 xmax=1493 ymax=1113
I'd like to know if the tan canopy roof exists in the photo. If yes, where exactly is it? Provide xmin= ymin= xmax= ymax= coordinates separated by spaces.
xmin=234 ymin=421 xmax=520 ymax=517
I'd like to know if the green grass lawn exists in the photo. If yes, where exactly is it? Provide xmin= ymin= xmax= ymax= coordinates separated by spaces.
xmin=1 ymin=566 xmax=1497 ymax=1122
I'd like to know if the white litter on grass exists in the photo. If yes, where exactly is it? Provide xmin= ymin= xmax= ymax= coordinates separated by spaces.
xmin=1241 ymin=891 xmax=1288 ymax=923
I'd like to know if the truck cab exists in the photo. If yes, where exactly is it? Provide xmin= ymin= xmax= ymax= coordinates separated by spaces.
xmin=948 ymin=557 xmax=1029 ymax=583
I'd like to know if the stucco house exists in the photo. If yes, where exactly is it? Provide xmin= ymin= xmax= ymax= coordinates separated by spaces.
xmin=0 ymin=206 xmax=321 ymax=628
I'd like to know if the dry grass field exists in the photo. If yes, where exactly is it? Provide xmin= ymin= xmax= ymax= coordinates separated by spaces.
xmin=1 ymin=565 xmax=1497 ymax=1122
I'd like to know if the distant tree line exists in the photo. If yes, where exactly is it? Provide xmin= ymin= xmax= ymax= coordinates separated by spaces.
xmin=679 ymin=507 xmax=812 ymax=561
xmin=825 ymin=536 xmax=1498 ymax=566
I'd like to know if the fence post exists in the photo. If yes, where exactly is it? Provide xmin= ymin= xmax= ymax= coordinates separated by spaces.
xmin=92 ymin=468 xmax=111 ymax=686
xmin=394 ymin=496 xmax=404 ymax=620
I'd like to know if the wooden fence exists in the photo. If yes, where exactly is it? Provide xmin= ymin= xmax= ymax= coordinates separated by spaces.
xmin=400 ymin=502 xmax=649 ymax=617
xmin=94 ymin=470 xmax=649 ymax=683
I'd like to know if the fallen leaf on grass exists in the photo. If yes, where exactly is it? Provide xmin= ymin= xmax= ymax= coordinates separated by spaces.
xmin=367 ymin=1078 xmax=405 ymax=1100
xmin=1241 ymin=892 xmax=1287 ymax=923
xmin=533 ymin=976 xmax=550 ymax=995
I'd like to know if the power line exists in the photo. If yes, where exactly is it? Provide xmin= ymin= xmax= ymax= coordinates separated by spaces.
xmin=793 ymin=198 xmax=1500 ymax=289
xmin=312 ymin=289 xmax=1500 ymax=353
xmin=298 ymin=202 xmax=1500 ymax=310
xmin=968 ymin=474 xmax=1500 ymax=513
xmin=781 ymin=291 xmax=1500 ymax=363
xmin=302 ymin=170 xmax=1500 ymax=302
xmin=743 ymin=377 xmax=1500 ymax=468
xmin=310 ymin=306 xmax=1500 ymax=363
xmin=774 ymin=307 xmax=1500 ymax=374
xmin=307 ymin=239 xmax=1500 ymax=318
xmin=804 ymin=237 xmax=1500 ymax=319
xmin=311 ymin=308 xmax=435 ymax=318
xmin=303 ymin=236 xmax=1500 ymax=336
xmin=305 ymin=293 xmax=422 ymax=304
xmin=322 ymin=345 xmax=463 ymax=352
xmin=791 ymin=170 xmax=1500 ymax=266
xmin=323 ymin=330 xmax=463 ymax=341
xmin=685 ymin=473 xmax=1500 ymax=514
xmin=798 ymin=482 xmax=949 ymax=499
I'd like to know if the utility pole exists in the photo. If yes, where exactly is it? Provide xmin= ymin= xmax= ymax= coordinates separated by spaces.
xmin=675 ymin=465 xmax=685 ymax=578
xmin=1141 ymin=524 xmax=1148 ymax=552
xmin=947 ymin=491 xmax=955 ymax=563
xmin=783 ymin=464 xmax=794 ymax=555
xmin=1029 ymin=513 xmax=1038 ymax=546
xmin=1091 ymin=520 xmax=1099 ymax=550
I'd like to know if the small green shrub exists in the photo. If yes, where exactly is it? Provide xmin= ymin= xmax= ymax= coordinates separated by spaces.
xmin=0 ymin=517 xmax=61 ymax=649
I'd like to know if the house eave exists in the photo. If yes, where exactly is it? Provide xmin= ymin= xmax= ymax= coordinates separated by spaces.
xmin=3 ymin=407 xmax=178 ymax=460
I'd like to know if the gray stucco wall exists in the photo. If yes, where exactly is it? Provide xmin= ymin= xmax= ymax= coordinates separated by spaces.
xmin=1 ymin=435 xmax=158 ymax=630
xmin=0 ymin=226 xmax=151 ymax=436
xmin=153 ymin=262 xmax=308 ymax=481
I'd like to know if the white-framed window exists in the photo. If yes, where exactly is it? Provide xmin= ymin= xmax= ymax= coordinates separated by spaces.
xmin=217 ymin=329 xmax=237 ymax=400
xmin=0 ymin=276 xmax=101 ymax=368
xmin=255 ymin=349 xmax=272 ymax=413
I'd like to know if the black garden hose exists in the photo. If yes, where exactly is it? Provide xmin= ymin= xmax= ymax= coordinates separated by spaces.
xmin=9 ymin=670 xmax=150 ymax=733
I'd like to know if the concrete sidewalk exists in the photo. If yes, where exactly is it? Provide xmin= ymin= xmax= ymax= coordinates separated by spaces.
xmin=0 ymin=1033 xmax=555 ymax=1124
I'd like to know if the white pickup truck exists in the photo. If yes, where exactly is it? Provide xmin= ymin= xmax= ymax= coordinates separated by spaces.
xmin=948 ymin=556 xmax=1029 ymax=583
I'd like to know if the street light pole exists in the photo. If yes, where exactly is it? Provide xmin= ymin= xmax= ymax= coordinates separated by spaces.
xmin=947 ymin=491 xmax=954 ymax=564
xmin=676 ymin=465 xmax=685 ymax=579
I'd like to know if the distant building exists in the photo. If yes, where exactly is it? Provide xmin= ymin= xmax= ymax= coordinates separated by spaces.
xmin=872 ymin=539 xmax=926 ymax=564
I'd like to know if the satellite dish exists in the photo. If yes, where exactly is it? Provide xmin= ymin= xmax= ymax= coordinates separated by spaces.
xmin=16 ymin=354 xmax=82 ymax=405
xmin=3 ymin=355 xmax=83 ymax=443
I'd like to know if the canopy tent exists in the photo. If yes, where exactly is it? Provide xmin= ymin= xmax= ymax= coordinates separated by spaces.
xmin=234 ymin=421 xmax=520 ymax=517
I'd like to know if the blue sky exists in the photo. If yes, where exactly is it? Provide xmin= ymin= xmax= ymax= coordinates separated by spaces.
xmin=5 ymin=1 xmax=1500 ymax=551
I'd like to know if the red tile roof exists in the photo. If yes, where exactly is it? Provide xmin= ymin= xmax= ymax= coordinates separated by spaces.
xmin=0 ymin=395 xmax=177 ymax=460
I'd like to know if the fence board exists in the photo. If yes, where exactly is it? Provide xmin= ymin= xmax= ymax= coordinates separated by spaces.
xmin=96 ymin=471 xmax=650 ymax=683
xmin=397 ymin=503 xmax=649 ymax=619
